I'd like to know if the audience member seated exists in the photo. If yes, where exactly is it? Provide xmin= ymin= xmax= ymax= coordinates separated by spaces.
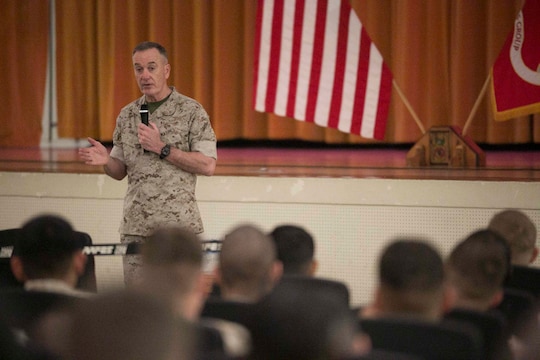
xmin=0 ymin=214 xmax=92 ymax=348
xmin=10 ymin=214 xmax=91 ymax=297
xmin=445 ymin=229 xmax=510 ymax=312
xmin=269 ymin=224 xmax=318 ymax=276
xmin=215 ymin=223 xmax=283 ymax=303
xmin=269 ymin=224 xmax=351 ymax=306
xmin=358 ymin=238 xmax=484 ymax=360
xmin=137 ymin=225 xmax=250 ymax=359
xmin=248 ymin=278 xmax=371 ymax=360
xmin=137 ymin=226 xmax=208 ymax=319
xmin=487 ymin=209 xmax=540 ymax=343
xmin=488 ymin=209 xmax=538 ymax=267
xmin=0 ymin=227 xmax=96 ymax=293
xmin=488 ymin=209 xmax=540 ymax=297
xmin=202 ymin=224 xmax=283 ymax=330
xmin=360 ymin=239 xmax=453 ymax=321
xmin=444 ymin=229 xmax=513 ymax=360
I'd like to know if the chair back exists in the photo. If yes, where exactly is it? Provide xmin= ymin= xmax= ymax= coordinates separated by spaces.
xmin=0 ymin=288 xmax=87 ymax=336
xmin=360 ymin=317 xmax=484 ymax=360
xmin=200 ymin=298 xmax=257 ymax=328
xmin=345 ymin=350 xmax=423 ymax=360
xmin=444 ymin=309 xmax=510 ymax=360
xmin=496 ymin=287 xmax=538 ymax=337
xmin=505 ymin=265 xmax=540 ymax=298
xmin=74 ymin=231 xmax=97 ymax=291
xmin=0 ymin=229 xmax=24 ymax=288
xmin=277 ymin=275 xmax=350 ymax=306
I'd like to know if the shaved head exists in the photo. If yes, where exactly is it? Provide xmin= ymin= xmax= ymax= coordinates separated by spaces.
xmin=219 ymin=224 xmax=280 ymax=301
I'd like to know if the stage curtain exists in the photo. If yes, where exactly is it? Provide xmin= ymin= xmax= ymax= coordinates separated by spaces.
xmin=0 ymin=1 xmax=49 ymax=147
xmin=54 ymin=0 xmax=538 ymax=145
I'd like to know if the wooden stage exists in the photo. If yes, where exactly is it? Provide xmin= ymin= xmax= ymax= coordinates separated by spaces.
xmin=0 ymin=143 xmax=539 ymax=181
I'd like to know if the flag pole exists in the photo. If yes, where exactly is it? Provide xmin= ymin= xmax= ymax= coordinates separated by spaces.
xmin=392 ymin=79 xmax=426 ymax=134
xmin=462 ymin=73 xmax=491 ymax=136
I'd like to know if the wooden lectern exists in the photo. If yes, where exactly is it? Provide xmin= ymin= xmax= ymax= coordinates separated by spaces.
xmin=406 ymin=126 xmax=485 ymax=168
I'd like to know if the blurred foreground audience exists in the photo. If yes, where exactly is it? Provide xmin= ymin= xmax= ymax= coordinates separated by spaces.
xmin=64 ymin=290 xmax=195 ymax=360
xmin=444 ymin=229 xmax=513 ymax=360
xmin=137 ymin=225 xmax=250 ymax=359
xmin=0 ymin=214 xmax=92 ymax=357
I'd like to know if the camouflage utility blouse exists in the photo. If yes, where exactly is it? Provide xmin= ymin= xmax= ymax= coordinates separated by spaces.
xmin=110 ymin=88 xmax=217 ymax=236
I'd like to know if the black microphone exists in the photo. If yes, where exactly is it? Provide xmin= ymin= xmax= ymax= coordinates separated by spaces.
xmin=140 ymin=104 xmax=149 ymax=126
xmin=139 ymin=104 xmax=149 ymax=153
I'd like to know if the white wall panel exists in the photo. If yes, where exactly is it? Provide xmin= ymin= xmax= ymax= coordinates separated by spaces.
xmin=1 ymin=172 xmax=539 ymax=305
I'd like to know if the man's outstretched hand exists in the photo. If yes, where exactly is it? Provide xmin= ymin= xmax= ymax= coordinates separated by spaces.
xmin=79 ymin=137 xmax=109 ymax=166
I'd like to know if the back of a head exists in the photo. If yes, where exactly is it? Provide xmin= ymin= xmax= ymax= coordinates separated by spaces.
xmin=270 ymin=224 xmax=315 ymax=276
xmin=446 ymin=229 xmax=510 ymax=307
xmin=66 ymin=290 xmax=195 ymax=360
xmin=250 ymin=280 xmax=360 ymax=360
xmin=219 ymin=224 xmax=278 ymax=301
xmin=488 ymin=209 xmax=537 ymax=265
xmin=378 ymin=239 xmax=445 ymax=318
xmin=139 ymin=226 xmax=203 ymax=309
xmin=142 ymin=225 xmax=202 ymax=268
xmin=15 ymin=214 xmax=84 ymax=279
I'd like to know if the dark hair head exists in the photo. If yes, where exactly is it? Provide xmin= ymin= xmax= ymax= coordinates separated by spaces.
xmin=379 ymin=239 xmax=444 ymax=292
xmin=14 ymin=214 xmax=85 ymax=279
xmin=15 ymin=214 xmax=84 ymax=257
xmin=446 ymin=229 xmax=511 ymax=299
xmin=132 ymin=41 xmax=168 ymax=61
xmin=270 ymin=225 xmax=315 ymax=275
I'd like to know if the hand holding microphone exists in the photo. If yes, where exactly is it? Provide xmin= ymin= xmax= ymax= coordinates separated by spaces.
xmin=138 ymin=104 xmax=164 ymax=155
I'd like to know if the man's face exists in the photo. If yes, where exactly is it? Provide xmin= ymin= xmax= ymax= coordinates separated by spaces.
xmin=132 ymin=48 xmax=171 ymax=102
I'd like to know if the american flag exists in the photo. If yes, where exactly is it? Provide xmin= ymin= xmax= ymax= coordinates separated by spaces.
xmin=253 ymin=0 xmax=393 ymax=140
xmin=491 ymin=0 xmax=540 ymax=121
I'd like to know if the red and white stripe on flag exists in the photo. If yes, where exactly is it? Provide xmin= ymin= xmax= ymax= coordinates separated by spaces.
xmin=491 ymin=0 xmax=540 ymax=121
xmin=253 ymin=0 xmax=393 ymax=140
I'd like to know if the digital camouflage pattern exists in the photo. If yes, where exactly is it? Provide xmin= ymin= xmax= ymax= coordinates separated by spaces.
xmin=110 ymin=88 xmax=217 ymax=236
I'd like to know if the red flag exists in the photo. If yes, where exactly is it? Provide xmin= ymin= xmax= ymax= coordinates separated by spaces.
xmin=491 ymin=0 xmax=540 ymax=121
xmin=253 ymin=0 xmax=393 ymax=140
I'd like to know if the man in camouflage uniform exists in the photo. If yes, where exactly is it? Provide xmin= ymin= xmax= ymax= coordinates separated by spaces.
xmin=79 ymin=41 xmax=217 ymax=285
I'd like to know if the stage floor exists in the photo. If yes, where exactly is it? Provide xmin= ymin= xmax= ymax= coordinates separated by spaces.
xmin=0 ymin=144 xmax=539 ymax=181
